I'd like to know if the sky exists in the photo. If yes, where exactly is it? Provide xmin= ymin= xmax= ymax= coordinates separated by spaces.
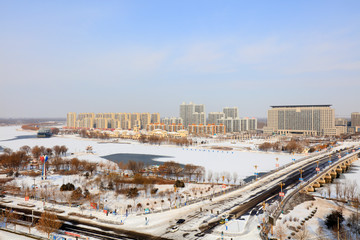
xmin=1 ymin=1 xmax=360 ymax=118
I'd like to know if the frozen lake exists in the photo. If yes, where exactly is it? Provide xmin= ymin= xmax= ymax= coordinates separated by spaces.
xmin=0 ymin=126 xmax=302 ymax=179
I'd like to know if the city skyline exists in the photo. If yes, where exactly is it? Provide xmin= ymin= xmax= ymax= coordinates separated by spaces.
xmin=1 ymin=1 xmax=360 ymax=118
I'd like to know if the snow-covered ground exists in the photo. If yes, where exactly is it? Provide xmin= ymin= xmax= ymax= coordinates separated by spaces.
xmin=0 ymin=126 xmax=303 ymax=179
xmin=270 ymin=158 xmax=360 ymax=240
xmin=1 ymin=126 xmax=359 ymax=240
xmin=311 ymin=159 xmax=360 ymax=199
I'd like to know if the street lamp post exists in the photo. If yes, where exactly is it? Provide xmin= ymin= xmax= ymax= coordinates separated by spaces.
xmin=279 ymin=182 xmax=285 ymax=204
xmin=254 ymin=165 xmax=258 ymax=181
xmin=299 ymin=169 xmax=304 ymax=183
xmin=316 ymin=161 xmax=320 ymax=174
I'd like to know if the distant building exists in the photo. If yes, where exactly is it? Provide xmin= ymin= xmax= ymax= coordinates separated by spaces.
xmin=161 ymin=117 xmax=183 ymax=125
xmin=151 ymin=113 xmax=160 ymax=124
xmin=208 ymin=112 xmax=225 ymax=124
xmin=180 ymin=102 xmax=206 ymax=127
xmin=67 ymin=112 xmax=160 ymax=130
xmin=188 ymin=124 xmax=225 ymax=135
xmin=217 ymin=118 xmax=234 ymax=132
xmin=37 ymin=128 xmax=52 ymax=138
xmin=240 ymin=117 xmax=257 ymax=131
xmin=351 ymin=112 xmax=360 ymax=127
xmin=146 ymin=123 xmax=167 ymax=131
xmin=264 ymin=105 xmax=336 ymax=136
xmin=223 ymin=107 xmax=239 ymax=119
xmin=66 ymin=112 xmax=76 ymax=128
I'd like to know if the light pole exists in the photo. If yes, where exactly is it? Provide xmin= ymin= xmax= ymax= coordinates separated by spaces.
xmin=316 ymin=161 xmax=320 ymax=174
xmin=254 ymin=165 xmax=258 ymax=181
xmin=279 ymin=182 xmax=285 ymax=204
xmin=299 ymin=169 xmax=304 ymax=183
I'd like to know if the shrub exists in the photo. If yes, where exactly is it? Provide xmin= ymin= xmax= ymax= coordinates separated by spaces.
xmin=126 ymin=188 xmax=139 ymax=198
xmin=60 ymin=183 xmax=75 ymax=191
xmin=325 ymin=210 xmax=344 ymax=230
xmin=174 ymin=180 xmax=185 ymax=188
xmin=151 ymin=188 xmax=158 ymax=195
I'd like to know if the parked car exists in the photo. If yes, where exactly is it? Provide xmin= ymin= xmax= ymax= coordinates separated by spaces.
xmin=170 ymin=226 xmax=179 ymax=232
xmin=176 ymin=219 xmax=185 ymax=224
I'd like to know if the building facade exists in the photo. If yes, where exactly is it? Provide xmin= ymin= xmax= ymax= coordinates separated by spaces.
xmin=179 ymin=102 xmax=206 ymax=127
xmin=66 ymin=112 xmax=77 ymax=128
xmin=223 ymin=107 xmax=239 ymax=119
xmin=265 ymin=105 xmax=336 ymax=136
xmin=67 ymin=112 xmax=160 ymax=130
xmin=208 ymin=112 xmax=225 ymax=125
xmin=351 ymin=112 xmax=360 ymax=127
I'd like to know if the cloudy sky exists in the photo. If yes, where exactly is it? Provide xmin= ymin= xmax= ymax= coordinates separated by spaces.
xmin=1 ymin=1 xmax=359 ymax=118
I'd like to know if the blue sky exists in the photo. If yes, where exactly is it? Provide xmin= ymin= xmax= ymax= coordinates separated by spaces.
xmin=1 ymin=1 xmax=360 ymax=118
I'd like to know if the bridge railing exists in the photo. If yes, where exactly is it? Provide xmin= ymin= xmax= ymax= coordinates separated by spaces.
xmin=260 ymin=149 xmax=359 ymax=239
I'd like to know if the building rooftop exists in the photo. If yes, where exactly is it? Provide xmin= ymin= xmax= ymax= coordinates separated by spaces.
xmin=271 ymin=105 xmax=332 ymax=108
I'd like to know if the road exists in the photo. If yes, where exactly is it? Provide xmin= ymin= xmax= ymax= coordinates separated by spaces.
xmin=161 ymin=146 xmax=359 ymax=239
xmin=0 ymin=147 xmax=358 ymax=240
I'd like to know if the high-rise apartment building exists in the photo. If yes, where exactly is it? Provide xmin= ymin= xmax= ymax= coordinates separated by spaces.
xmin=66 ymin=112 xmax=77 ymax=128
xmin=68 ymin=112 xmax=159 ymax=130
xmin=335 ymin=118 xmax=348 ymax=126
xmin=217 ymin=118 xmax=234 ymax=132
xmin=140 ymin=113 xmax=151 ymax=129
xmin=223 ymin=107 xmax=239 ymax=119
xmin=192 ymin=112 xmax=206 ymax=125
xmin=180 ymin=102 xmax=206 ymax=127
xmin=94 ymin=118 xmax=108 ymax=129
xmin=162 ymin=117 xmax=183 ymax=125
xmin=78 ymin=113 xmax=95 ymax=121
xmin=351 ymin=112 xmax=360 ymax=127
xmin=264 ymin=105 xmax=336 ymax=136
xmin=151 ymin=113 xmax=160 ymax=124
xmin=240 ymin=117 xmax=257 ymax=131
xmin=130 ymin=113 xmax=140 ymax=129
xmin=208 ymin=112 xmax=225 ymax=124
xmin=188 ymin=124 xmax=225 ymax=135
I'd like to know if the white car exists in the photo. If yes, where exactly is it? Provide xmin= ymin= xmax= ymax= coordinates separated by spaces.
xmin=170 ymin=226 xmax=179 ymax=232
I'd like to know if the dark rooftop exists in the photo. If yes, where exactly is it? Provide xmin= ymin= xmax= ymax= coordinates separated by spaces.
xmin=271 ymin=105 xmax=332 ymax=108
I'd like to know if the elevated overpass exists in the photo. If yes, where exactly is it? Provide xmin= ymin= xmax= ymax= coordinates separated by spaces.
xmin=302 ymin=151 xmax=359 ymax=193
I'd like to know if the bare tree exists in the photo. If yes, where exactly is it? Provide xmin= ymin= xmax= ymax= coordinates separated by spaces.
xmin=347 ymin=180 xmax=358 ymax=201
xmin=53 ymin=145 xmax=61 ymax=156
xmin=275 ymin=224 xmax=285 ymax=240
xmin=60 ymin=145 xmax=68 ymax=156
xmin=326 ymin=184 xmax=332 ymax=198
xmin=194 ymin=166 xmax=205 ymax=183
xmin=295 ymin=225 xmax=310 ymax=240
xmin=184 ymin=164 xmax=198 ymax=181
xmin=214 ymin=172 xmax=220 ymax=184
xmin=315 ymin=226 xmax=327 ymax=240
xmin=224 ymin=171 xmax=232 ymax=185
xmin=232 ymin=172 xmax=238 ymax=185
xmin=335 ymin=181 xmax=341 ymax=199
xmin=20 ymin=145 xmax=31 ymax=155
xmin=31 ymin=146 xmax=41 ymax=159
xmin=36 ymin=211 xmax=62 ymax=238
xmin=207 ymin=170 xmax=213 ymax=183
xmin=127 ymin=160 xmax=144 ymax=175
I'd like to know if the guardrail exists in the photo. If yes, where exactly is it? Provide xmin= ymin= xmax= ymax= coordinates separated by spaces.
xmin=260 ymin=148 xmax=360 ymax=239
